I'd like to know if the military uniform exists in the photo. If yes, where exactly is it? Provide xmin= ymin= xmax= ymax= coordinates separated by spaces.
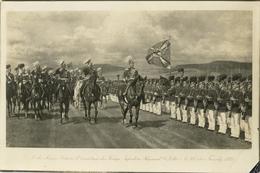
xmin=187 ymin=76 xmax=197 ymax=125
xmin=204 ymin=76 xmax=218 ymax=131
xmin=229 ymin=74 xmax=243 ymax=138
xmin=215 ymin=75 xmax=229 ymax=134
xmin=122 ymin=67 xmax=139 ymax=96
xmin=195 ymin=76 xmax=207 ymax=128
xmin=243 ymin=88 xmax=252 ymax=142
xmin=180 ymin=77 xmax=189 ymax=122
xmin=55 ymin=67 xmax=72 ymax=97
xmin=169 ymin=78 xmax=177 ymax=119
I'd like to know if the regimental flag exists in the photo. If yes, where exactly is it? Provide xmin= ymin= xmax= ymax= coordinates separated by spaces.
xmin=145 ymin=39 xmax=171 ymax=69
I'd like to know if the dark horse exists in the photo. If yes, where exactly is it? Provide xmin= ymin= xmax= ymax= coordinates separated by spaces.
xmin=31 ymin=82 xmax=45 ymax=120
xmin=117 ymin=75 xmax=147 ymax=127
xmin=57 ymin=79 xmax=71 ymax=124
xmin=81 ymin=74 xmax=101 ymax=123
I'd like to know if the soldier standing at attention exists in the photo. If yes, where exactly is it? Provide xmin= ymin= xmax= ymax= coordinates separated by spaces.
xmin=205 ymin=75 xmax=218 ymax=131
xmin=230 ymin=73 xmax=243 ymax=138
xmin=242 ymin=75 xmax=252 ymax=142
xmin=195 ymin=76 xmax=207 ymax=128
xmin=122 ymin=56 xmax=139 ymax=96
xmin=180 ymin=76 xmax=189 ymax=123
xmin=174 ymin=77 xmax=183 ymax=121
xmin=216 ymin=74 xmax=229 ymax=134
xmin=187 ymin=76 xmax=197 ymax=125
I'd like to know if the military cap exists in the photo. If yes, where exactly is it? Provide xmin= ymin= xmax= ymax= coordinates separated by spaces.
xmin=207 ymin=75 xmax=215 ymax=82
xmin=189 ymin=76 xmax=197 ymax=83
xmin=217 ymin=74 xmax=227 ymax=82
xmin=247 ymin=74 xmax=252 ymax=81
xmin=18 ymin=63 xmax=25 ymax=69
xmin=240 ymin=76 xmax=247 ymax=82
xmin=227 ymin=76 xmax=232 ymax=82
xmin=198 ymin=76 xmax=206 ymax=82
xmin=232 ymin=73 xmax=242 ymax=81
xmin=178 ymin=68 xmax=184 ymax=73
xmin=6 ymin=64 xmax=11 ymax=69
xmin=82 ymin=66 xmax=90 ymax=74
xmin=182 ymin=76 xmax=188 ymax=81
xmin=168 ymin=75 xmax=175 ymax=81
xmin=174 ymin=76 xmax=180 ymax=82
xmin=14 ymin=67 xmax=18 ymax=71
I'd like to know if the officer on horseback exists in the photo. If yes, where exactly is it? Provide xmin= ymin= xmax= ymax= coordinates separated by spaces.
xmin=122 ymin=55 xmax=139 ymax=96
xmin=55 ymin=60 xmax=72 ymax=96
xmin=31 ymin=61 xmax=42 ymax=84
xmin=80 ymin=58 xmax=100 ymax=99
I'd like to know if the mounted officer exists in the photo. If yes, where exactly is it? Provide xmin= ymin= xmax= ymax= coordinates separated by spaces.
xmin=31 ymin=61 xmax=42 ymax=84
xmin=122 ymin=56 xmax=139 ymax=96
xmin=55 ymin=60 xmax=72 ymax=97
xmin=80 ymin=58 xmax=100 ymax=99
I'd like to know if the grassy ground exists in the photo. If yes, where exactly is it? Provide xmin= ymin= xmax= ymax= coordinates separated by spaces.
xmin=6 ymin=101 xmax=251 ymax=149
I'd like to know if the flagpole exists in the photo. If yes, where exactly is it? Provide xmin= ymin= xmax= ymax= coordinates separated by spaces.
xmin=168 ymin=35 xmax=172 ymax=77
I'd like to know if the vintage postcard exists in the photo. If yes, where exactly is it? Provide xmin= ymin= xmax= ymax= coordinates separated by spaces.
xmin=0 ymin=1 xmax=259 ymax=172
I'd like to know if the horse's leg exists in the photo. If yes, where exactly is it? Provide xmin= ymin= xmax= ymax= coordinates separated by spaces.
xmin=10 ymin=98 xmax=13 ymax=116
xmin=83 ymin=99 xmax=87 ymax=120
xmin=129 ymin=106 xmax=133 ymax=124
xmin=60 ymin=102 xmax=63 ymax=124
xmin=88 ymin=102 xmax=91 ymax=122
xmin=121 ymin=104 xmax=129 ymax=124
xmin=65 ymin=100 xmax=69 ymax=120
xmin=7 ymin=99 xmax=10 ymax=117
xmin=34 ymin=101 xmax=37 ymax=120
xmin=94 ymin=102 xmax=98 ymax=123
xmin=135 ymin=105 xmax=140 ymax=127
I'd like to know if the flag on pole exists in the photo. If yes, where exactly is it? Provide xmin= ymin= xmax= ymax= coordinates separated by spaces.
xmin=145 ymin=39 xmax=171 ymax=69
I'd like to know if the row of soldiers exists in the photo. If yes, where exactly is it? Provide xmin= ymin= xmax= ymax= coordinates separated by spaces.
xmin=109 ymin=71 xmax=252 ymax=143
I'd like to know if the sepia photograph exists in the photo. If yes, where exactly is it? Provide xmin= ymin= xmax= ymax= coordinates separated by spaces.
xmin=5 ymin=10 xmax=254 ymax=149
xmin=0 ymin=1 xmax=259 ymax=172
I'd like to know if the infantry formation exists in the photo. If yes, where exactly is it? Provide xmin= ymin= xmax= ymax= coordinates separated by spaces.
xmin=6 ymin=57 xmax=252 ymax=145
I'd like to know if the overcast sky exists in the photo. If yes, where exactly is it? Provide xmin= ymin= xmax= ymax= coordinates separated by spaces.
xmin=7 ymin=11 xmax=252 ymax=69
